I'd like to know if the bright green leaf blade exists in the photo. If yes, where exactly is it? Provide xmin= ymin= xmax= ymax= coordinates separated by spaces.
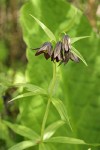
xmin=8 ymin=140 xmax=37 ymax=150
xmin=71 ymin=46 xmax=88 ymax=66
xmin=71 ymin=36 xmax=90 ymax=44
xmin=44 ymin=120 xmax=65 ymax=140
xmin=9 ymin=90 xmax=47 ymax=102
xmin=44 ymin=136 xmax=86 ymax=145
xmin=30 ymin=14 xmax=56 ymax=42
xmin=4 ymin=121 xmax=40 ymax=140
xmin=52 ymin=98 xmax=72 ymax=130
xmin=45 ymin=136 xmax=100 ymax=147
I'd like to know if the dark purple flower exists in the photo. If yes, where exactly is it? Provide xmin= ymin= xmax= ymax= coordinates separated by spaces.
xmin=33 ymin=42 xmax=53 ymax=59
xmin=51 ymin=41 xmax=63 ymax=62
xmin=61 ymin=51 xmax=80 ymax=65
xmin=32 ymin=34 xmax=80 ymax=65
xmin=62 ymin=35 xmax=71 ymax=52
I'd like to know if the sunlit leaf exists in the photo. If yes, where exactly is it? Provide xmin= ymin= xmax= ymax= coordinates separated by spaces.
xmin=52 ymin=98 xmax=72 ymax=130
xmin=30 ymin=14 xmax=56 ymax=42
xmin=44 ymin=120 xmax=65 ymax=140
xmin=8 ymin=140 xmax=37 ymax=150
xmin=71 ymin=36 xmax=90 ymax=44
xmin=44 ymin=136 xmax=86 ymax=145
xmin=71 ymin=46 xmax=88 ymax=66
xmin=4 ymin=121 xmax=40 ymax=140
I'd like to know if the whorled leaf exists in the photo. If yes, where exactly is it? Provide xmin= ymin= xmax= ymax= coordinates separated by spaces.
xmin=44 ymin=136 xmax=100 ymax=147
xmin=44 ymin=136 xmax=86 ymax=145
xmin=71 ymin=36 xmax=90 ymax=44
xmin=71 ymin=46 xmax=88 ymax=66
xmin=51 ymin=98 xmax=72 ymax=130
xmin=30 ymin=14 xmax=56 ymax=42
xmin=4 ymin=121 xmax=40 ymax=141
xmin=9 ymin=90 xmax=47 ymax=102
xmin=44 ymin=120 xmax=65 ymax=140
xmin=8 ymin=140 xmax=37 ymax=150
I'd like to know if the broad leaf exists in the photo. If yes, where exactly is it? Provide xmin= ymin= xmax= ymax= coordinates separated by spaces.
xmin=4 ymin=121 xmax=40 ymax=140
xmin=71 ymin=46 xmax=88 ymax=66
xmin=44 ymin=120 xmax=65 ymax=140
xmin=30 ymin=14 xmax=56 ymax=42
xmin=52 ymin=98 xmax=72 ymax=130
xmin=8 ymin=140 xmax=37 ymax=150
xmin=71 ymin=36 xmax=90 ymax=44
xmin=44 ymin=136 xmax=86 ymax=145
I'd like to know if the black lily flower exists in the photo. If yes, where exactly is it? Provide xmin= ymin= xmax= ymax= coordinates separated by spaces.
xmin=32 ymin=34 xmax=80 ymax=65
xmin=61 ymin=51 xmax=80 ymax=64
xmin=51 ymin=41 xmax=63 ymax=62
xmin=69 ymin=52 xmax=80 ymax=62
xmin=62 ymin=35 xmax=71 ymax=52
xmin=33 ymin=42 xmax=52 ymax=59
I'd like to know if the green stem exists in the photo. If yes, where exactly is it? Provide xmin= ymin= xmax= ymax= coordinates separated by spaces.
xmin=48 ymin=62 xmax=57 ymax=96
xmin=41 ymin=63 xmax=57 ymax=141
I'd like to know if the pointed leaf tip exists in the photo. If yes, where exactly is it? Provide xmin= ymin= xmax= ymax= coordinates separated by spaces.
xmin=71 ymin=36 xmax=90 ymax=44
xmin=29 ymin=14 xmax=56 ymax=42
xmin=71 ymin=46 xmax=88 ymax=66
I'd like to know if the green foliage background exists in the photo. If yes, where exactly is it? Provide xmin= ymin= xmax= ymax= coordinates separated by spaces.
xmin=0 ymin=0 xmax=100 ymax=150
xmin=18 ymin=0 xmax=100 ymax=149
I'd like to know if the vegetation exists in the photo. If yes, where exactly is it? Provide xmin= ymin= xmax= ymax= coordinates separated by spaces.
xmin=0 ymin=0 xmax=100 ymax=150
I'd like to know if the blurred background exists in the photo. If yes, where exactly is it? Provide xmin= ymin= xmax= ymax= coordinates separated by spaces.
xmin=0 ymin=0 xmax=100 ymax=150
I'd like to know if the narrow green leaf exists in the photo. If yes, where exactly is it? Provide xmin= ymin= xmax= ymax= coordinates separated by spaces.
xmin=44 ymin=136 xmax=86 ymax=145
xmin=44 ymin=120 xmax=65 ymax=140
xmin=8 ymin=140 xmax=37 ymax=150
xmin=52 ymin=98 xmax=72 ymax=130
xmin=4 ymin=121 xmax=40 ymax=140
xmin=71 ymin=36 xmax=90 ymax=44
xmin=30 ymin=14 xmax=56 ymax=42
xmin=71 ymin=46 xmax=88 ymax=66
xmin=9 ymin=90 xmax=47 ymax=102
xmin=45 ymin=136 xmax=100 ymax=147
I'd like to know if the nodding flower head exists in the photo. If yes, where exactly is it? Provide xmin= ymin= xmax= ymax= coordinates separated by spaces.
xmin=33 ymin=42 xmax=52 ymax=59
xmin=32 ymin=34 xmax=80 ymax=65
xmin=51 ymin=41 xmax=63 ymax=62
xmin=62 ymin=35 xmax=71 ymax=52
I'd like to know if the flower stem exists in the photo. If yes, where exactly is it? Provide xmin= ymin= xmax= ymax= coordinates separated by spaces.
xmin=41 ymin=63 xmax=57 ymax=141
